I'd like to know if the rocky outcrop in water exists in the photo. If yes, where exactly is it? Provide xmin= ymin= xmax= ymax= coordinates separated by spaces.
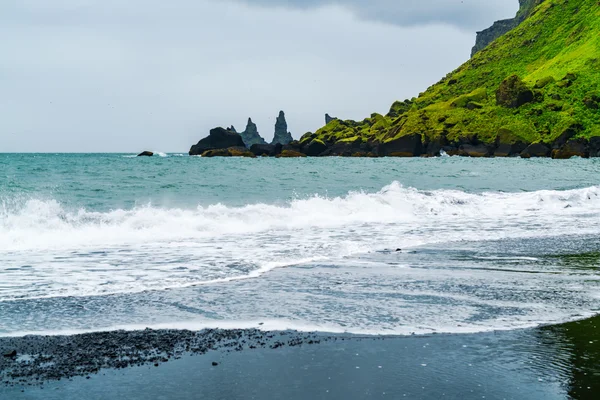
xmin=471 ymin=0 xmax=544 ymax=57
xmin=270 ymin=111 xmax=294 ymax=146
xmin=137 ymin=151 xmax=154 ymax=157
xmin=189 ymin=127 xmax=246 ymax=156
xmin=240 ymin=118 xmax=267 ymax=148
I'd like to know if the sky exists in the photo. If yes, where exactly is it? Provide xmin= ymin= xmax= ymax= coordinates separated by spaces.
xmin=0 ymin=0 xmax=518 ymax=152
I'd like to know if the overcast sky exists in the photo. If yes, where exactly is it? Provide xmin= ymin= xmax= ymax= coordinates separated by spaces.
xmin=1 ymin=0 xmax=518 ymax=152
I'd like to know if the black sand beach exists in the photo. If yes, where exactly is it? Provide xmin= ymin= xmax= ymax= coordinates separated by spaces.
xmin=1 ymin=316 xmax=599 ymax=400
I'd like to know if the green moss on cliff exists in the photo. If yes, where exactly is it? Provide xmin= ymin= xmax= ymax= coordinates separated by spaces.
xmin=309 ymin=0 xmax=600 ymax=148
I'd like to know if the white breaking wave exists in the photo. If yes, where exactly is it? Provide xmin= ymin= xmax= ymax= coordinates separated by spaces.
xmin=2 ymin=182 xmax=600 ymax=336
xmin=2 ymin=182 xmax=600 ymax=251
xmin=1 ymin=182 xmax=600 ymax=301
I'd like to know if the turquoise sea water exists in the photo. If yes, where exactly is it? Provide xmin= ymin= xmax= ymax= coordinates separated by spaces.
xmin=2 ymin=153 xmax=600 ymax=399
xmin=1 ymin=153 xmax=600 ymax=336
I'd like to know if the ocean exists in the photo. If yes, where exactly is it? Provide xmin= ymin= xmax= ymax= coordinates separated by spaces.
xmin=2 ymin=153 xmax=599 ymax=337
xmin=2 ymin=154 xmax=600 ymax=399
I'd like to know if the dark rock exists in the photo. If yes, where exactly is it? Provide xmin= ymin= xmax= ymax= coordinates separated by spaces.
xmin=137 ymin=151 xmax=154 ymax=157
xmin=458 ymin=144 xmax=493 ymax=158
xmin=212 ymin=362 xmax=219 ymax=366
xmin=240 ymin=118 xmax=267 ymax=148
xmin=442 ymin=146 xmax=459 ymax=156
xmin=552 ymin=124 xmax=584 ymax=149
xmin=228 ymin=147 xmax=257 ymax=158
xmin=494 ymin=129 xmax=528 ymax=157
xmin=552 ymin=140 xmax=589 ymax=159
xmin=378 ymin=134 xmax=423 ymax=157
xmin=424 ymin=136 xmax=448 ymax=157
xmin=304 ymin=139 xmax=328 ymax=156
xmin=521 ymin=143 xmax=551 ymax=158
xmin=282 ymin=141 xmax=303 ymax=153
xmin=250 ymin=143 xmax=281 ymax=157
xmin=201 ymin=148 xmax=231 ymax=157
xmin=189 ymin=127 xmax=246 ymax=156
xmin=494 ymin=142 xmax=527 ymax=157
xmin=271 ymin=111 xmax=294 ymax=145
xmin=589 ymin=137 xmax=600 ymax=157
xmin=496 ymin=75 xmax=534 ymax=108
xmin=324 ymin=138 xmax=372 ymax=157
xmin=325 ymin=114 xmax=337 ymax=124
xmin=3 ymin=350 xmax=17 ymax=358
xmin=276 ymin=150 xmax=307 ymax=158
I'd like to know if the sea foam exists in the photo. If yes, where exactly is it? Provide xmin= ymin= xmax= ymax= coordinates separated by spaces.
xmin=1 ymin=182 xmax=600 ymax=301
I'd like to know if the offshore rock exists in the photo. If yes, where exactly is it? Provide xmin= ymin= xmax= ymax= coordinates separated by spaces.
xmin=472 ymin=0 xmax=544 ymax=57
xmin=137 ymin=151 xmax=154 ymax=157
xmin=271 ymin=111 xmax=294 ymax=145
xmin=189 ymin=127 xmax=246 ymax=156
xmin=240 ymin=118 xmax=267 ymax=148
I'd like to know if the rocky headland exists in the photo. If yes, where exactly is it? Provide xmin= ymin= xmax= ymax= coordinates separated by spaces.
xmin=188 ymin=0 xmax=599 ymax=158
xmin=189 ymin=111 xmax=295 ymax=156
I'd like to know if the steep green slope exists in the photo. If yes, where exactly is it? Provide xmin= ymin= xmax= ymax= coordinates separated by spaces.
xmin=302 ymin=0 xmax=600 ymax=157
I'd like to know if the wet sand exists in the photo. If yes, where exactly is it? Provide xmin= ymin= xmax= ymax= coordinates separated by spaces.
xmin=1 ymin=316 xmax=599 ymax=399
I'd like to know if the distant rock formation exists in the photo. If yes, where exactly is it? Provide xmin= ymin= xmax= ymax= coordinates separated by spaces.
xmin=270 ymin=111 xmax=294 ymax=146
xmin=137 ymin=151 xmax=154 ymax=157
xmin=189 ymin=127 xmax=246 ymax=156
xmin=471 ymin=0 xmax=544 ymax=57
xmin=325 ymin=114 xmax=337 ymax=124
xmin=240 ymin=118 xmax=267 ymax=148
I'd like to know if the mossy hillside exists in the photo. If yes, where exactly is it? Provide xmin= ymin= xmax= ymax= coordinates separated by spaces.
xmin=303 ymin=0 xmax=600 ymax=149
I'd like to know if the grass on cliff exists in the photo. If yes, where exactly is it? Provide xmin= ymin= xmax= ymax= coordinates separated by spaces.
xmin=305 ymin=0 xmax=600 ymax=146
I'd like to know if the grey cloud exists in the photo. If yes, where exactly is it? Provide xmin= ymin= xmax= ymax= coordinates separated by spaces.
xmin=218 ymin=0 xmax=517 ymax=30
xmin=1 ymin=0 xmax=515 ymax=152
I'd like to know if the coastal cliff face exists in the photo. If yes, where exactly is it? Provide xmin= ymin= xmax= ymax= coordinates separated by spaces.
xmin=471 ymin=0 xmax=544 ymax=57
xmin=300 ymin=0 xmax=600 ymax=158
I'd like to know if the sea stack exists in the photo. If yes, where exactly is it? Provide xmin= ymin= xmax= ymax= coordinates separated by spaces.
xmin=271 ymin=111 xmax=294 ymax=146
xmin=240 ymin=118 xmax=267 ymax=148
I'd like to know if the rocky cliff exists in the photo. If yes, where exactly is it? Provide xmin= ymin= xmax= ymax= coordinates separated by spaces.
xmin=471 ymin=0 xmax=544 ymax=57
xmin=240 ymin=118 xmax=267 ymax=148
xmin=300 ymin=0 xmax=600 ymax=158
xmin=270 ymin=111 xmax=294 ymax=145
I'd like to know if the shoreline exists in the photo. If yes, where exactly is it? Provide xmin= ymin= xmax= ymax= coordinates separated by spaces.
xmin=2 ymin=316 xmax=599 ymax=399
xmin=2 ymin=314 xmax=600 ymax=385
